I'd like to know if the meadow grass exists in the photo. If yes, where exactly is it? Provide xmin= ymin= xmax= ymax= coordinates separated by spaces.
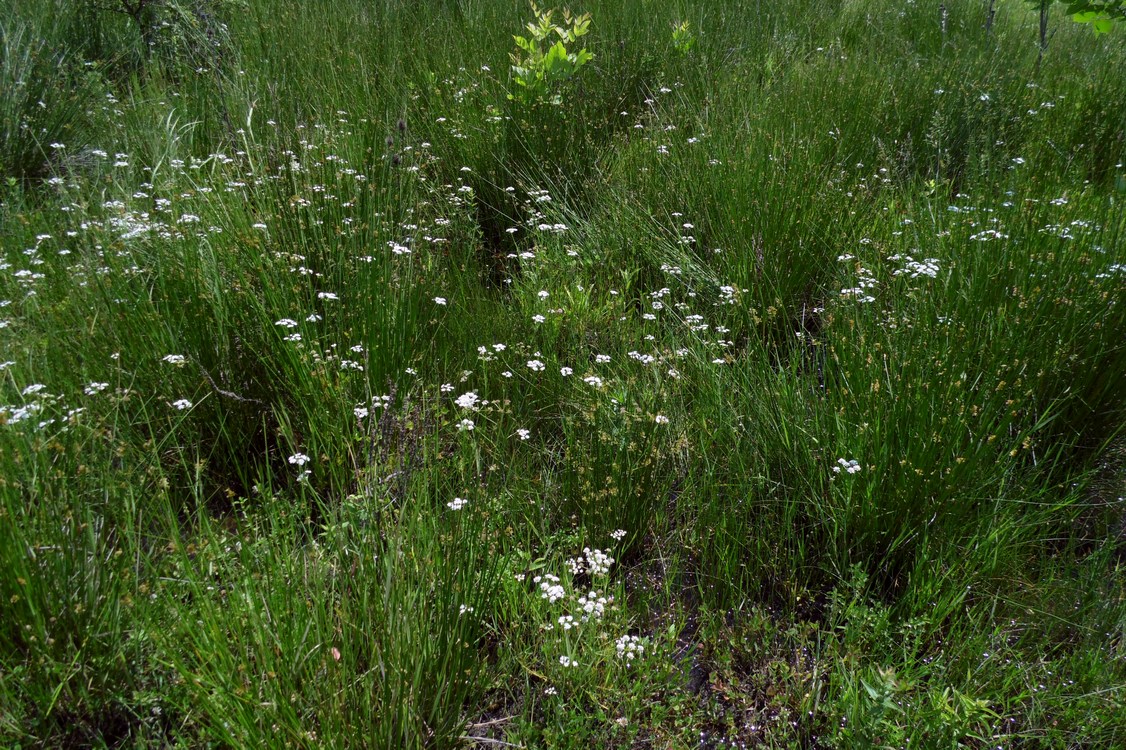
xmin=2 ymin=0 xmax=1125 ymax=747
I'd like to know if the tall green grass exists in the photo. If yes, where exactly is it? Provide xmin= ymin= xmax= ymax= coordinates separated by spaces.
xmin=1 ymin=0 xmax=1124 ymax=746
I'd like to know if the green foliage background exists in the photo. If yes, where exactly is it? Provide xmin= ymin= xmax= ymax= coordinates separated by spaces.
xmin=1 ymin=0 xmax=1125 ymax=747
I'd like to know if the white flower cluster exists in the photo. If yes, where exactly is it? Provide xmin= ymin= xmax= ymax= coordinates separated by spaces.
xmin=833 ymin=458 xmax=861 ymax=475
xmin=969 ymin=229 xmax=1008 ymax=242
xmin=616 ymin=634 xmax=644 ymax=662
xmin=717 ymin=285 xmax=741 ymax=305
xmin=454 ymin=391 xmax=479 ymax=410
xmin=889 ymin=254 xmax=940 ymax=279
xmin=588 ymin=547 xmax=615 ymax=576
xmin=576 ymin=590 xmax=611 ymax=622
xmin=840 ymin=266 xmax=878 ymax=303
xmin=2 ymin=401 xmax=42 ymax=425
xmin=356 ymin=394 xmax=394 ymax=417
xmin=567 ymin=547 xmax=615 ymax=577
xmin=536 ymin=574 xmax=566 ymax=603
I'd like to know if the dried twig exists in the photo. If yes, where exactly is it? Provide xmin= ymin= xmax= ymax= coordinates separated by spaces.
xmin=196 ymin=361 xmax=266 ymax=406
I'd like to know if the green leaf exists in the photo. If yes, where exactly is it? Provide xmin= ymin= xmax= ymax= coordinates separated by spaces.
xmin=543 ymin=40 xmax=570 ymax=76
xmin=862 ymin=679 xmax=882 ymax=701
xmin=1072 ymin=9 xmax=1119 ymax=33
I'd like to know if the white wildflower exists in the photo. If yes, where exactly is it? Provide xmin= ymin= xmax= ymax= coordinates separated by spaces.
xmin=584 ymin=547 xmax=614 ymax=576
xmin=454 ymin=391 xmax=479 ymax=410
xmin=616 ymin=634 xmax=644 ymax=662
